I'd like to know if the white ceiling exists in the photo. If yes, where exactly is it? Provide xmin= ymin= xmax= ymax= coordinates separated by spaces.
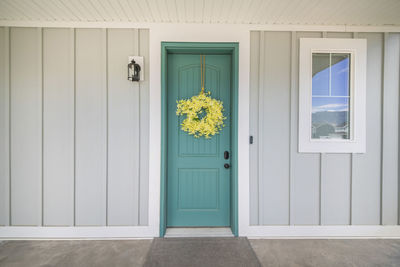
xmin=0 ymin=0 xmax=399 ymax=26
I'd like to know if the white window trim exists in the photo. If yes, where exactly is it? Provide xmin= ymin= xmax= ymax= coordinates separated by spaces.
xmin=299 ymin=38 xmax=367 ymax=153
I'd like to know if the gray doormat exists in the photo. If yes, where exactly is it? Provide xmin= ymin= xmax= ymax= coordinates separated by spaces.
xmin=143 ymin=237 xmax=261 ymax=267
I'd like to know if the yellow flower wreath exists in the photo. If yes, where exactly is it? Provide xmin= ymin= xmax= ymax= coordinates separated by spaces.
xmin=176 ymin=91 xmax=226 ymax=138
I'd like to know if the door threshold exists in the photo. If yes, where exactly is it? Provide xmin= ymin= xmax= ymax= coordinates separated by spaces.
xmin=164 ymin=227 xmax=234 ymax=238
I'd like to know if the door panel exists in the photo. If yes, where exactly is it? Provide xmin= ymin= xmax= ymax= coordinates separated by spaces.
xmin=167 ymin=54 xmax=231 ymax=227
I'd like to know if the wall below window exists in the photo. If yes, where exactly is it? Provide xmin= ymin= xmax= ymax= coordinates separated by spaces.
xmin=250 ymin=31 xmax=400 ymax=226
xmin=0 ymin=27 xmax=150 ymax=227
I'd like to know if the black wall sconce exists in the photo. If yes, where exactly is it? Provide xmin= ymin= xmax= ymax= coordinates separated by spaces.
xmin=127 ymin=56 xmax=144 ymax=82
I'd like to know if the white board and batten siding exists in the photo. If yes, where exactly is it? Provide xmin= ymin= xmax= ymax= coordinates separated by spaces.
xmin=0 ymin=27 xmax=150 ymax=227
xmin=1 ymin=26 xmax=400 ymax=235
xmin=250 ymin=31 xmax=400 ymax=226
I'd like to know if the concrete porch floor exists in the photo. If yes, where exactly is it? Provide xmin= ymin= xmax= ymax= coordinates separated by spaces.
xmin=1 ymin=238 xmax=400 ymax=267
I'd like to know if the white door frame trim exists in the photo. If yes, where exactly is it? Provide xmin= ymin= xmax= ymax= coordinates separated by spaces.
xmin=148 ymin=24 xmax=251 ymax=237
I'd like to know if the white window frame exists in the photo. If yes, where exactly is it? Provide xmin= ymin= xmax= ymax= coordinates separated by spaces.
xmin=299 ymin=38 xmax=367 ymax=153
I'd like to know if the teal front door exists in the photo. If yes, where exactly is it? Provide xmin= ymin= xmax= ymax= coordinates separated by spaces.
xmin=167 ymin=53 xmax=231 ymax=227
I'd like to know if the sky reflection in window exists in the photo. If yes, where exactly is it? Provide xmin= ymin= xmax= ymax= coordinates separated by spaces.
xmin=312 ymin=53 xmax=350 ymax=140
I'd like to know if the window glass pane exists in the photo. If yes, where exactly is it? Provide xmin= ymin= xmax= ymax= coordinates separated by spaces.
xmin=312 ymin=97 xmax=350 ymax=139
xmin=312 ymin=53 xmax=330 ymax=96
xmin=331 ymin=53 xmax=350 ymax=96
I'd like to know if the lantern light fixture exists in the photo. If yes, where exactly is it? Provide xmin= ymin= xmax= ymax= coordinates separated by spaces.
xmin=127 ymin=56 xmax=144 ymax=82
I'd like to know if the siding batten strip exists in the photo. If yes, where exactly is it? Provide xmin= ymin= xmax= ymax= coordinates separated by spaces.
xmin=39 ymin=27 xmax=44 ymax=226
xmin=320 ymin=153 xmax=325 ymax=225
xmin=70 ymin=28 xmax=75 ymax=226
xmin=137 ymin=29 xmax=141 ymax=225
xmin=287 ymin=31 xmax=292 ymax=225
xmin=380 ymin=33 xmax=386 ymax=226
xmin=257 ymin=31 xmax=265 ymax=225
xmin=103 ymin=28 xmax=107 ymax=226
xmin=7 ymin=27 xmax=11 ymax=226
xmin=289 ymin=31 xmax=296 ymax=225
xmin=350 ymin=153 xmax=353 ymax=225
xmin=105 ymin=28 xmax=109 ymax=226
xmin=134 ymin=28 xmax=140 ymax=225
xmin=396 ymin=33 xmax=400 ymax=225
xmin=73 ymin=28 xmax=76 ymax=227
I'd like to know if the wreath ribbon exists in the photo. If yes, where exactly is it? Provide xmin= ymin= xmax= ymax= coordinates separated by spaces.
xmin=200 ymin=54 xmax=205 ymax=94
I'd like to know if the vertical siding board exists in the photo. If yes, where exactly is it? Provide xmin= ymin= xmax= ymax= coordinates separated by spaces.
xmin=249 ymin=31 xmax=260 ymax=225
xmin=260 ymin=31 xmax=291 ymax=225
xmin=107 ymin=29 xmax=138 ymax=226
xmin=382 ymin=33 xmax=400 ymax=225
xmin=10 ymin=27 xmax=42 ymax=226
xmin=321 ymin=154 xmax=351 ymax=224
xmin=319 ymin=32 xmax=353 ymax=225
xmin=0 ymin=27 xmax=10 ymax=226
xmin=352 ymin=33 xmax=383 ymax=225
xmin=42 ymin=28 xmax=74 ymax=226
xmin=291 ymin=32 xmax=322 ymax=225
xmin=75 ymin=29 xmax=107 ymax=226
xmin=139 ymin=29 xmax=150 ymax=225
